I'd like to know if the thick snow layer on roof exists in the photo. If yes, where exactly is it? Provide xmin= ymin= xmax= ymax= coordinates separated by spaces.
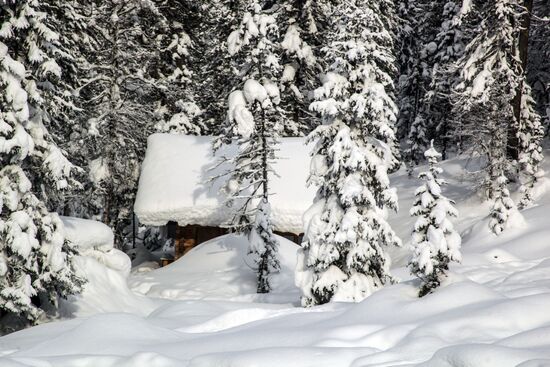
xmin=61 ymin=216 xmax=114 ymax=250
xmin=134 ymin=134 xmax=315 ymax=234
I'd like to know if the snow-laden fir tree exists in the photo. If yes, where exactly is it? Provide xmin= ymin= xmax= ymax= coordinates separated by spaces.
xmin=194 ymin=0 xmax=246 ymax=135
xmin=422 ymin=0 xmax=468 ymax=159
xmin=396 ymin=0 xmax=434 ymax=169
xmin=452 ymin=0 xmax=540 ymax=233
xmin=489 ymin=174 xmax=516 ymax=235
xmin=409 ymin=142 xmax=461 ymax=297
xmin=77 ymin=0 xmax=168 ymax=243
xmin=277 ymin=1 xmax=329 ymax=136
xmin=154 ymin=0 xmax=203 ymax=135
xmin=201 ymin=0 xmax=329 ymax=138
xmin=296 ymin=0 xmax=401 ymax=306
xmin=0 ymin=0 xmax=83 ymax=328
xmin=517 ymin=83 xmax=544 ymax=208
xmin=398 ymin=0 xmax=472 ymax=169
xmin=2 ymin=0 xmax=84 ymax=210
xmin=215 ymin=1 xmax=282 ymax=293
xmin=527 ymin=0 xmax=550 ymax=132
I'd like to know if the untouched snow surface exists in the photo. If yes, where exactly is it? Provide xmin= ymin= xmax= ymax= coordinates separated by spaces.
xmin=129 ymin=234 xmax=300 ymax=303
xmin=2 ymin=157 xmax=550 ymax=366
xmin=134 ymin=134 xmax=315 ymax=234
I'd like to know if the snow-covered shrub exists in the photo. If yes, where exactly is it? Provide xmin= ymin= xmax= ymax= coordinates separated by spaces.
xmin=488 ymin=175 xmax=516 ymax=235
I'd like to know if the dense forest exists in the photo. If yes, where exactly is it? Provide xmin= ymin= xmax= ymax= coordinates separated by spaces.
xmin=0 ymin=0 xmax=549 ymax=326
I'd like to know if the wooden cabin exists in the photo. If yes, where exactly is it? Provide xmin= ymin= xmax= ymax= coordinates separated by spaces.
xmin=134 ymin=134 xmax=314 ymax=262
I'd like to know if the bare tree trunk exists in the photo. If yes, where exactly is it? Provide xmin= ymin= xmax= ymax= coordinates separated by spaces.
xmin=509 ymin=0 xmax=535 ymax=160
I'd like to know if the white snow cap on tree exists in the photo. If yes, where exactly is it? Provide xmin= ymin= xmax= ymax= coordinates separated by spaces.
xmin=227 ymin=7 xmax=276 ymax=56
xmin=409 ymin=142 xmax=461 ymax=297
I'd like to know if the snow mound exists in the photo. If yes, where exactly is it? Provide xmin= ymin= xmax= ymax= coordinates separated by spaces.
xmin=129 ymin=233 xmax=300 ymax=303
xmin=59 ymin=217 xmax=156 ymax=317
xmin=61 ymin=216 xmax=114 ymax=250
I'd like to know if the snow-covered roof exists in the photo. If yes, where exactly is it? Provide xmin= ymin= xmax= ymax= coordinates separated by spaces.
xmin=134 ymin=134 xmax=315 ymax=234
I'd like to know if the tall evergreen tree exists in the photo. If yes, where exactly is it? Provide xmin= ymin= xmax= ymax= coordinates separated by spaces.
xmin=154 ymin=0 xmax=203 ymax=135
xmin=0 ymin=0 xmax=83 ymax=327
xmin=277 ymin=0 xmax=328 ymax=136
xmin=215 ymin=1 xmax=283 ymax=293
xmin=195 ymin=0 xmax=245 ymax=135
xmin=527 ymin=0 xmax=550 ymax=132
xmin=77 ymin=0 xmax=167 ymax=244
xmin=396 ymin=0 xmax=433 ymax=169
xmin=452 ymin=0 xmax=542 ymax=233
xmin=422 ymin=0 xmax=468 ymax=159
xmin=409 ymin=142 xmax=461 ymax=297
xmin=296 ymin=0 xmax=401 ymax=306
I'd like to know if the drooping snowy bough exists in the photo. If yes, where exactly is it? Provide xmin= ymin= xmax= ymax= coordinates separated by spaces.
xmin=296 ymin=0 xmax=402 ymax=306
xmin=409 ymin=143 xmax=461 ymax=297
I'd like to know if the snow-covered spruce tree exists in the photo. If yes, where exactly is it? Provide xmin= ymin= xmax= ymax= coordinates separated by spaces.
xmin=277 ymin=0 xmax=329 ymax=136
xmin=396 ymin=0 xmax=434 ymax=170
xmin=398 ymin=0 xmax=472 ymax=169
xmin=154 ymin=0 xmax=203 ymax=135
xmin=30 ymin=1 xmax=90 ymax=215
xmin=517 ymin=83 xmax=545 ymax=208
xmin=422 ymin=0 xmax=468 ymax=159
xmin=409 ymin=143 xmax=461 ymax=297
xmin=452 ymin=0 xmax=540 ymax=233
xmin=194 ymin=0 xmax=246 ymax=135
xmin=296 ymin=0 xmax=402 ymax=306
xmin=215 ymin=1 xmax=282 ymax=293
xmin=527 ymin=0 xmax=550 ymax=132
xmin=1 ymin=1 xmax=84 ymax=211
xmin=78 ymin=1 xmax=167 ymax=243
xmin=0 ymin=1 xmax=83 ymax=327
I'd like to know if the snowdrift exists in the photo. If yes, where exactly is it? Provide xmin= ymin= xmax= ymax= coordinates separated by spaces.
xmin=130 ymin=233 xmax=300 ymax=303
xmin=60 ymin=217 xmax=156 ymax=317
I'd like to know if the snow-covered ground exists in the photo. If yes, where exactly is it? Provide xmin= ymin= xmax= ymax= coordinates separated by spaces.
xmin=2 ymin=157 xmax=550 ymax=367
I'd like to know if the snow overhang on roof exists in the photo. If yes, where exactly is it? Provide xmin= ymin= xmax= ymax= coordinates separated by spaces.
xmin=133 ymin=134 xmax=315 ymax=234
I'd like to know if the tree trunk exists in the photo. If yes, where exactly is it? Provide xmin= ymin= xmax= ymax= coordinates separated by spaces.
xmin=261 ymin=106 xmax=268 ymax=201
xmin=509 ymin=0 xmax=534 ymax=161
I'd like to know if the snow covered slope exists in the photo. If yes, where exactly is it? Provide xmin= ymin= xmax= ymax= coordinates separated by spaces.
xmin=2 ymin=158 xmax=550 ymax=367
